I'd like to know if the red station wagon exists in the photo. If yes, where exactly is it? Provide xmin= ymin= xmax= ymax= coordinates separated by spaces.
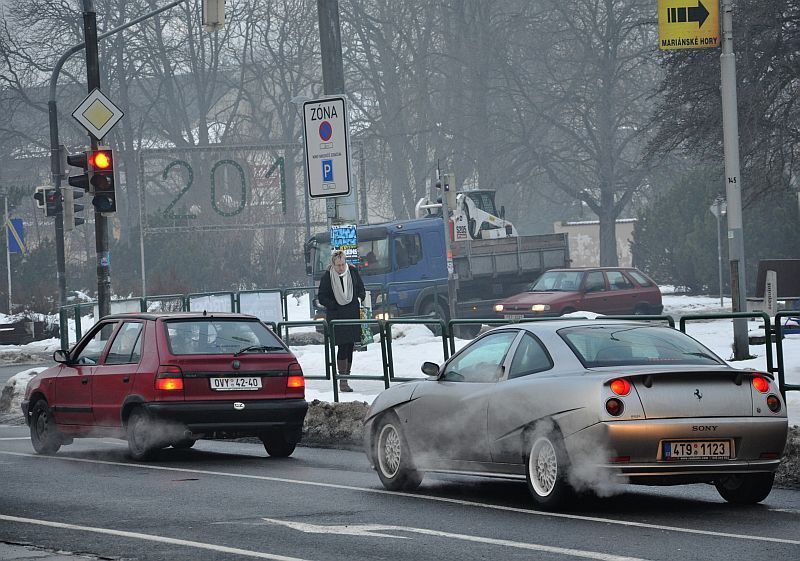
xmin=22 ymin=312 xmax=307 ymax=460
xmin=494 ymin=267 xmax=663 ymax=318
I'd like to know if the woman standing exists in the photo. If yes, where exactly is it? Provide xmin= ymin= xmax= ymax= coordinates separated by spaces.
xmin=317 ymin=249 xmax=366 ymax=392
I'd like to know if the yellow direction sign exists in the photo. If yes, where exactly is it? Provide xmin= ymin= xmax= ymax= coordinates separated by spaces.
xmin=658 ymin=0 xmax=719 ymax=50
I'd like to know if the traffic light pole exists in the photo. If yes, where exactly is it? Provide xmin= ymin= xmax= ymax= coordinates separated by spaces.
xmin=81 ymin=1 xmax=112 ymax=320
xmin=46 ymin=0 xmax=187 ymax=329
xmin=47 ymin=102 xmax=68 ymax=318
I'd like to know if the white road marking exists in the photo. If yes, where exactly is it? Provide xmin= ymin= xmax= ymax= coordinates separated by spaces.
xmin=0 ymin=514 xmax=310 ymax=561
xmin=769 ymin=508 xmax=800 ymax=515
xmin=0 ymin=437 xmax=30 ymax=440
xmin=261 ymin=518 xmax=650 ymax=561
xmin=1 ymin=450 xmax=798 ymax=546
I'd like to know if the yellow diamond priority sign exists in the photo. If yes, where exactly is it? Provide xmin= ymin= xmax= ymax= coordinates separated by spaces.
xmin=658 ymin=0 xmax=719 ymax=50
xmin=72 ymin=88 xmax=124 ymax=140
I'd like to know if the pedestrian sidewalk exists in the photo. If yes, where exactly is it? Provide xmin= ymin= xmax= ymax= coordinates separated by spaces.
xmin=0 ymin=543 xmax=96 ymax=560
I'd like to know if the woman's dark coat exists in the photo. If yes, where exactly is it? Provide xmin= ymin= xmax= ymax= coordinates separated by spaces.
xmin=317 ymin=264 xmax=366 ymax=345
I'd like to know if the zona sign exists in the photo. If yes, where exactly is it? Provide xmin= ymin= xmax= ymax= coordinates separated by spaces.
xmin=302 ymin=96 xmax=352 ymax=199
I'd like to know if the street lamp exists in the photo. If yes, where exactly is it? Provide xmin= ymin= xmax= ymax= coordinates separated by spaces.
xmin=290 ymin=95 xmax=312 ymax=246
xmin=709 ymin=196 xmax=728 ymax=308
xmin=290 ymin=95 xmax=314 ymax=315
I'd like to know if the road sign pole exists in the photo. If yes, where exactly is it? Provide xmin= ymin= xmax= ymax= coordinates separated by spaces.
xmin=317 ymin=0 xmax=345 ymax=228
xmin=720 ymin=0 xmax=749 ymax=359
xmin=81 ymin=1 xmax=111 ymax=320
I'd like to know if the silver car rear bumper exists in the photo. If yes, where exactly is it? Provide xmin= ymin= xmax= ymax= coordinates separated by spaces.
xmin=569 ymin=416 xmax=788 ymax=480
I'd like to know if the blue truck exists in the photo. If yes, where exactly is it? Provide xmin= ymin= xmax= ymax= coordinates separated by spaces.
xmin=304 ymin=214 xmax=570 ymax=337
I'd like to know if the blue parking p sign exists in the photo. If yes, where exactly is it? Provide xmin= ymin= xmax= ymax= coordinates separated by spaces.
xmin=322 ymin=159 xmax=334 ymax=182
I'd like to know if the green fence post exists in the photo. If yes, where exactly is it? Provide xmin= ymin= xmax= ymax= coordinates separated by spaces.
xmin=330 ymin=321 xmax=339 ymax=403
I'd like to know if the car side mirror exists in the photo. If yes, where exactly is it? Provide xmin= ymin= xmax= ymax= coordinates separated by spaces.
xmin=421 ymin=361 xmax=440 ymax=377
xmin=53 ymin=349 xmax=69 ymax=364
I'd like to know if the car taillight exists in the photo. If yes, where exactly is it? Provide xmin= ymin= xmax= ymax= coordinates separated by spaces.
xmin=766 ymin=394 xmax=781 ymax=413
xmin=287 ymin=362 xmax=304 ymax=389
xmin=610 ymin=378 xmax=631 ymax=396
xmin=156 ymin=365 xmax=184 ymax=391
xmin=606 ymin=398 xmax=624 ymax=416
xmin=751 ymin=375 xmax=769 ymax=393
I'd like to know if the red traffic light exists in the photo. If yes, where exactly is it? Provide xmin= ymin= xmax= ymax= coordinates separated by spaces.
xmin=90 ymin=150 xmax=112 ymax=170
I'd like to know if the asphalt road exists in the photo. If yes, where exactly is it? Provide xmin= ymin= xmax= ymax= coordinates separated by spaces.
xmin=0 ymin=425 xmax=798 ymax=561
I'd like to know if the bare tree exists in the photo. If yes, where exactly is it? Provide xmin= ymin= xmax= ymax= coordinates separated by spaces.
xmin=499 ymin=0 xmax=661 ymax=265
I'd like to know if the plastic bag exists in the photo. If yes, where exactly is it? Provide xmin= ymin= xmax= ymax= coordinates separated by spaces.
xmin=360 ymin=292 xmax=374 ymax=346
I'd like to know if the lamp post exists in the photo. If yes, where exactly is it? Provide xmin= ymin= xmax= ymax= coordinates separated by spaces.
xmin=290 ymin=95 xmax=314 ymax=316
xmin=709 ymin=197 xmax=728 ymax=308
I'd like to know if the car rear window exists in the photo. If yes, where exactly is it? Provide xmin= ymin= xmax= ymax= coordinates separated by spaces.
xmin=558 ymin=324 xmax=724 ymax=368
xmin=164 ymin=319 xmax=286 ymax=355
xmin=627 ymin=270 xmax=654 ymax=287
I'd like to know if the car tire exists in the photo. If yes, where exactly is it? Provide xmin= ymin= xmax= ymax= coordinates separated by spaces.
xmin=525 ymin=432 xmax=574 ymax=510
xmin=127 ymin=408 xmax=157 ymax=461
xmin=421 ymin=298 xmax=448 ymax=336
xmin=633 ymin=304 xmax=650 ymax=315
xmin=455 ymin=323 xmax=481 ymax=340
xmin=172 ymin=439 xmax=196 ymax=450
xmin=30 ymin=400 xmax=62 ymax=455
xmin=260 ymin=433 xmax=297 ymax=458
xmin=714 ymin=472 xmax=775 ymax=504
xmin=374 ymin=414 xmax=422 ymax=491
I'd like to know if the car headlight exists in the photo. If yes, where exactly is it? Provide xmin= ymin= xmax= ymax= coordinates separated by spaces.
xmin=494 ymin=304 xmax=504 ymax=312
xmin=531 ymin=304 xmax=550 ymax=312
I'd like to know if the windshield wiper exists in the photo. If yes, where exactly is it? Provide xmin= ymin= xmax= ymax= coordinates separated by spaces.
xmin=233 ymin=345 xmax=284 ymax=357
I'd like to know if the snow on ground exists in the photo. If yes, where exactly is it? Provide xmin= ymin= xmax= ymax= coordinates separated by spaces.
xmin=2 ymin=292 xmax=799 ymax=426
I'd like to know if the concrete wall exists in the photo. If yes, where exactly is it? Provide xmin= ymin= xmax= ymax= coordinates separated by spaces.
xmin=553 ymin=219 xmax=636 ymax=267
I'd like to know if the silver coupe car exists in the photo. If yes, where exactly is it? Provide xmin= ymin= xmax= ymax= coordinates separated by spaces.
xmin=364 ymin=320 xmax=788 ymax=510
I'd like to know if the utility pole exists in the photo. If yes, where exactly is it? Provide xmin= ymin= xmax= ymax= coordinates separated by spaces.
xmin=720 ymin=0 xmax=749 ymax=359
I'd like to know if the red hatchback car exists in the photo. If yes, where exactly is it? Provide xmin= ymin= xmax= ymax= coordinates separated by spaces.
xmin=22 ymin=312 xmax=307 ymax=460
xmin=494 ymin=267 xmax=663 ymax=318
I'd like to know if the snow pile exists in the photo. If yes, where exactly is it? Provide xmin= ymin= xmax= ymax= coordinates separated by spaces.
xmin=0 ymin=368 xmax=45 ymax=416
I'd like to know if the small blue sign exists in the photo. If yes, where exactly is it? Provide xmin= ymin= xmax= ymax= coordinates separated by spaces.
xmin=6 ymin=218 xmax=25 ymax=254
xmin=330 ymin=224 xmax=358 ymax=265
xmin=322 ymin=159 xmax=334 ymax=182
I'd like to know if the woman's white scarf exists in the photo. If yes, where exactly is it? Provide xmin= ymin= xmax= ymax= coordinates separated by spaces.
xmin=330 ymin=265 xmax=353 ymax=306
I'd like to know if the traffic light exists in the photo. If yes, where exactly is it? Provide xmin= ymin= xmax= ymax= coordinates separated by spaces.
xmin=89 ymin=148 xmax=116 ymax=213
xmin=63 ymin=187 xmax=86 ymax=232
xmin=67 ymin=150 xmax=90 ymax=191
xmin=33 ymin=186 xmax=47 ymax=210
xmin=44 ymin=188 xmax=62 ymax=217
